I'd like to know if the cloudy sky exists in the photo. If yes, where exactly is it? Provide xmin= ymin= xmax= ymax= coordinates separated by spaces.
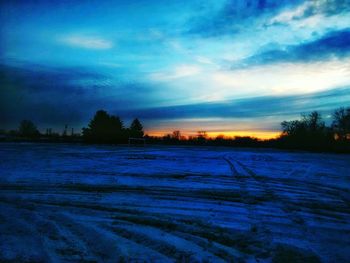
xmin=1 ymin=0 xmax=349 ymax=138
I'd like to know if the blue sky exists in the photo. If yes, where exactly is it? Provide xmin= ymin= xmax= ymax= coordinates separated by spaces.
xmin=1 ymin=0 xmax=350 ymax=138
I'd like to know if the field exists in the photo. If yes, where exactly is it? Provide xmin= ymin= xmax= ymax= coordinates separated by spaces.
xmin=0 ymin=143 xmax=350 ymax=262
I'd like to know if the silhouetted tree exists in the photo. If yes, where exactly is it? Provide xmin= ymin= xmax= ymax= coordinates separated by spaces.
xmin=196 ymin=130 xmax=207 ymax=144
xmin=172 ymin=130 xmax=181 ymax=140
xmin=62 ymin=124 xmax=68 ymax=137
xmin=233 ymin=136 xmax=259 ymax=147
xmin=281 ymin=120 xmax=306 ymax=137
xmin=303 ymin=111 xmax=325 ymax=132
xmin=110 ymin=116 xmax=124 ymax=130
xmin=215 ymin=134 xmax=225 ymax=141
xmin=82 ymin=110 xmax=125 ymax=143
xmin=18 ymin=120 xmax=40 ymax=138
xmin=77 ymin=107 xmax=349 ymax=152
xmin=197 ymin=131 xmax=207 ymax=138
xmin=282 ymin=111 xmax=325 ymax=135
xmin=129 ymin=118 xmax=144 ymax=138
xmin=280 ymin=111 xmax=331 ymax=150
xmin=332 ymin=107 xmax=350 ymax=140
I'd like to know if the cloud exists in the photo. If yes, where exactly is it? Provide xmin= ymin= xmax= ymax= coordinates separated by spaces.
xmin=116 ymin=86 xmax=350 ymax=121
xmin=265 ymin=0 xmax=350 ymax=39
xmin=162 ymin=58 xmax=350 ymax=103
xmin=269 ymin=1 xmax=313 ymax=24
xmin=233 ymin=29 xmax=350 ymax=67
xmin=149 ymin=65 xmax=201 ymax=81
xmin=269 ymin=0 xmax=350 ymax=25
xmin=114 ymin=83 xmax=348 ymax=136
xmin=142 ymin=53 xmax=350 ymax=108
xmin=186 ymin=0 xmax=303 ymax=37
xmin=0 ymin=62 xmax=157 ymax=129
xmin=59 ymin=35 xmax=113 ymax=50
xmin=196 ymin=56 xmax=215 ymax=65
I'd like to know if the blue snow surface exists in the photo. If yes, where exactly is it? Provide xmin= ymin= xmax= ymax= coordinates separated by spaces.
xmin=0 ymin=142 xmax=349 ymax=262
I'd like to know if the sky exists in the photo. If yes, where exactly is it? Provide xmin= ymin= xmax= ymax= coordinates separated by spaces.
xmin=1 ymin=0 xmax=350 ymax=138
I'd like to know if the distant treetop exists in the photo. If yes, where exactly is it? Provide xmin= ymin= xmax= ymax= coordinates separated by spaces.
xmin=82 ymin=110 xmax=143 ymax=143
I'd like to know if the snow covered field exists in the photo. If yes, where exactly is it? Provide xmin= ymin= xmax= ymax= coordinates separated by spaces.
xmin=0 ymin=143 xmax=349 ymax=262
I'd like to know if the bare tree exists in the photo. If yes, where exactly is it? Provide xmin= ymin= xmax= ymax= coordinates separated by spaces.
xmin=172 ymin=130 xmax=181 ymax=140
xmin=332 ymin=107 xmax=350 ymax=140
xmin=18 ymin=120 xmax=40 ymax=138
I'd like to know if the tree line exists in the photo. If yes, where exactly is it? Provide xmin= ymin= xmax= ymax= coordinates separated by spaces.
xmin=145 ymin=107 xmax=350 ymax=151
xmin=1 ymin=107 xmax=349 ymax=152
xmin=278 ymin=108 xmax=350 ymax=152
xmin=0 ymin=110 xmax=144 ymax=144
xmin=82 ymin=110 xmax=144 ymax=143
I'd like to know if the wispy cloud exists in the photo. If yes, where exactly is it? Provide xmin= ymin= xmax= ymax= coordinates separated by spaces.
xmin=149 ymin=65 xmax=201 ymax=81
xmin=59 ymin=35 xmax=113 ymax=50
xmin=195 ymin=56 xmax=215 ymax=65
xmin=269 ymin=1 xmax=312 ymax=25
xmin=214 ymin=59 xmax=350 ymax=96
xmin=186 ymin=0 xmax=302 ymax=37
xmin=117 ymin=86 xmax=350 ymax=123
xmin=269 ymin=0 xmax=350 ymax=25
xmin=233 ymin=29 xmax=350 ymax=68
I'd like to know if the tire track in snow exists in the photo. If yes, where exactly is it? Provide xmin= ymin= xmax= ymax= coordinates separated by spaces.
xmin=224 ymin=155 xmax=325 ymax=257
xmin=57 ymin=200 xmax=250 ymax=261
xmin=32 ymin=196 xmax=268 ymax=261
xmin=236 ymin=156 xmax=335 ymax=260
xmin=49 ymin=212 xmax=171 ymax=262
xmin=223 ymin=156 xmax=239 ymax=176
xmin=54 ymin=202 xmax=250 ymax=261
xmin=236 ymin=158 xmax=309 ymax=228
xmin=223 ymin=155 xmax=274 ymax=256
xmin=110 ymin=212 xmax=252 ymax=262
xmin=2 ymin=196 xmax=252 ymax=261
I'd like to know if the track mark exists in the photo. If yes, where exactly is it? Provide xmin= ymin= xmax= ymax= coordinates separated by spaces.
xmin=223 ymin=156 xmax=239 ymax=176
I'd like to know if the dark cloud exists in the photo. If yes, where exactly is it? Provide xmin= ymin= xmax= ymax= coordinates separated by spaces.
xmin=232 ymin=29 xmax=350 ymax=68
xmin=186 ymin=0 xmax=303 ymax=37
xmin=186 ymin=0 xmax=349 ymax=38
xmin=0 ymin=63 xmax=157 ymax=130
xmin=0 ymin=64 xmax=99 ymax=127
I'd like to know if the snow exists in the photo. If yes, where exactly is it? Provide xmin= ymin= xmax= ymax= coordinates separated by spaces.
xmin=0 ymin=142 xmax=349 ymax=262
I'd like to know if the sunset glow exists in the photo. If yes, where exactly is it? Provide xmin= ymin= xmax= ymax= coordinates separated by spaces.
xmin=146 ymin=130 xmax=280 ymax=140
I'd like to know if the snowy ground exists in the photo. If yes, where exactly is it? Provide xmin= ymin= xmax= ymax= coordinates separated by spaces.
xmin=0 ymin=143 xmax=349 ymax=262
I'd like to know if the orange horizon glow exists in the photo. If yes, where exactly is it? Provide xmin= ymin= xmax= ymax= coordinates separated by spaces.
xmin=145 ymin=130 xmax=281 ymax=140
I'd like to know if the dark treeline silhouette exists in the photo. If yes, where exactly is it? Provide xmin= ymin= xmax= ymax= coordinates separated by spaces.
xmin=18 ymin=120 xmax=40 ymax=138
xmin=82 ymin=110 xmax=144 ymax=144
xmin=145 ymin=133 xmax=263 ymax=148
xmin=1 ymin=107 xmax=349 ymax=153
xmin=144 ymin=107 xmax=350 ymax=153
xmin=278 ymin=108 xmax=350 ymax=152
xmin=0 ymin=120 xmax=41 ymax=140
xmin=279 ymin=111 xmax=331 ymax=151
xmin=0 ymin=119 xmax=81 ymax=142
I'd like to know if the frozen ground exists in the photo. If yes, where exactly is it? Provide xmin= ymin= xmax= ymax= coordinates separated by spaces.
xmin=0 ymin=143 xmax=349 ymax=262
